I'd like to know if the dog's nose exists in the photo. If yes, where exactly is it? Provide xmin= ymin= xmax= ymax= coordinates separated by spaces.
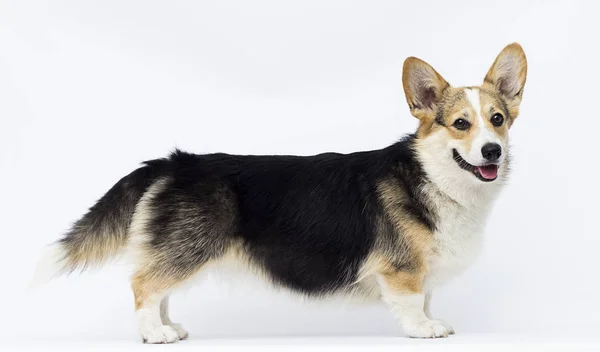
xmin=481 ymin=143 xmax=502 ymax=161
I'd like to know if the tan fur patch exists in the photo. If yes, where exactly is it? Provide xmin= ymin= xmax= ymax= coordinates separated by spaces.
xmin=380 ymin=270 xmax=424 ymax=294
xmin=407 ymin=43 xmax=526 ymax=151
xmin=62 ymin=227 xmax=126 ymax=271
xmin=367 ymin=177 xmax=433 ymax=294
xmin=360 ymin=253 xmax=424 ymax=294
xmin=402 ymin=56 xmax=450 ymax=122
xmin=478 ymin=89 xmax=510 ymax=138
xmin=415 ymin=89 xmax=476 ymax=135
xmin=130 ymin=241 xmax=266 ymax=310
xmin=132 ymin=270 xmax=183 ymax=310
xmin=377 ymin=178 xmax=432 ymax=259
xmin=415 ymin=88 xmax=475 ymax=153
xmin=416 ymin=87 xmax=513 ymax=156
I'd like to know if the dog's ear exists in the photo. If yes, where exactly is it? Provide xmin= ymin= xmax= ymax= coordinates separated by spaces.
xmin=402 ymin=57 xmax=450 ymax=120
xmin=483 ymin=43 xmax=527 ymax=122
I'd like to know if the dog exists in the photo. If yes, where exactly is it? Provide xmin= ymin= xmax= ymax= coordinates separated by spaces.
xmin=33 ymin=43 xmax=527 ymax=343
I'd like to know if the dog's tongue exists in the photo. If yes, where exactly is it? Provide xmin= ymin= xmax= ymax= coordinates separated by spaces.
xmin=477 ymin=165 xmax=498 ymax=180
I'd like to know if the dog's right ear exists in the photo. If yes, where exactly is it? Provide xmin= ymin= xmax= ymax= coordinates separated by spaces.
xmin=402 ymin=57 xmax=450 ymax=120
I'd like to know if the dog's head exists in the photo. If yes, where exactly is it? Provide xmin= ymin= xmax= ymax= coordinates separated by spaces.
xmin=403 ymin=43 xmax=527 ymax=187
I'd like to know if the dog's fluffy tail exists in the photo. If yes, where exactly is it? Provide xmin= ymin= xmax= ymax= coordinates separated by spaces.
xmin=30 ymin=162 xmax=167 ymax=287
xmin=29 ymin=243 xmax=70 ymax=288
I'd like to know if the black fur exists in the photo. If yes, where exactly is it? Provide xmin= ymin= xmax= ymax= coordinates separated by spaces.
xmin=59 ymin=164 xmax=164 ymax=271
xmin=60 ymin=134 xmax=435 ymax=295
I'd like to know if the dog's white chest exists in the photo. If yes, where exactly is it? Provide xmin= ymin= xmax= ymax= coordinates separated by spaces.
xmin=424 ymin=203 xmax=488 ymax=289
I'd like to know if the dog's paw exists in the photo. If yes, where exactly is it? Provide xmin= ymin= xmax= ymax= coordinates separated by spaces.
xmin=403 ymin=319 xmax=451 ymax=338
xmin=168 ymin=323 xmax=189 ymax=340
xmin=141 ymin=325 xmax=180 ymax=344
xmin=436 ymin=319 xmax=455 ymax=335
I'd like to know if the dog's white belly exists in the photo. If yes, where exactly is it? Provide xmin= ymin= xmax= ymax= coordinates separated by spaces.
xmin=424 ymin=208 xmax=487 ymax=290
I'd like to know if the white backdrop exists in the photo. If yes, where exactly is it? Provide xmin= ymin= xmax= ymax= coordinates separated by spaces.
xmin=1 ymin=0 xmax=599 ymax=345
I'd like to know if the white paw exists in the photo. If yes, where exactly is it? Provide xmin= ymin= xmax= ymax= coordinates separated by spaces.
xmin=403 ymin=319 xmax=451 ymax=338
xmin=437 ymin=319 xmax=455 ymax=335
xmin=168 ymin=323 xmax=189 ymax=340
xmin=141 ymin=325 xmax=180 ymax=344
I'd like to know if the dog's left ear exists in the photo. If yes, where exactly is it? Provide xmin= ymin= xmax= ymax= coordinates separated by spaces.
xmin=483 ymin=43 xmax=527 ymax=123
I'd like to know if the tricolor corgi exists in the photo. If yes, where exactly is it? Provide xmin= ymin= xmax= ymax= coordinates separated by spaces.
xmin=33 ymin=43 xmax=527 ymax=343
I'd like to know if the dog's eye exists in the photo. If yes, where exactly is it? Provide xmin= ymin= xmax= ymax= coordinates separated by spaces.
xmin=453 ymin=118 xmax=470 ymax=130
xmin=491 ymin=113 xmax=504 ymax=127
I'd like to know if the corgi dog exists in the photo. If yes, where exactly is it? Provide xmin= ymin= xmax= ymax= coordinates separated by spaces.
xmin=33 ymin=43 xmax=527 ymax=343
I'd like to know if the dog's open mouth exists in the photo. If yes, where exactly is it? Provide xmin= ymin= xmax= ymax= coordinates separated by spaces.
xmin=452 ymin=149 xmax=498 ymax=182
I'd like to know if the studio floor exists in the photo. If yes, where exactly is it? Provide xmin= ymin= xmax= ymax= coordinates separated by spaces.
xmin=5 ymin=334 xmax=600 ymax=352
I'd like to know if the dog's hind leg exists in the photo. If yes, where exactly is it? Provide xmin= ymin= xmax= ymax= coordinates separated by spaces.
xmin=128 ymin=178 xmax=238 ymax=343
xmin=131 ymin=269 xmax=183 ymax=344
xmin=160 ymin=295 xmax=189 ymax=340
xmin=131 ymin=259 xmax=212 ymax=344
xmin=129 ymin=229 xmax=235 ymax=343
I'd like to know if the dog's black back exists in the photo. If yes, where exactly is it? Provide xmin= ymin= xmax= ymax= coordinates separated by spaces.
xmin=59 ymin=135 xmax=431 ymax=297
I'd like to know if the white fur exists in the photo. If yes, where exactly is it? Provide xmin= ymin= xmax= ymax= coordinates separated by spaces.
xmin=418 ymin=90 xmax=507 ymax=288
xmin=417 ymin=129 xmax=506 ymax=204
xmin=377 ymin=275 xmax=451 ymax=338
xmin=31 ymin=125 xmax=505 ymax=341
xmin=391 ymin=93 xmax=513 ymax=336
xmin=423 ymin=291 xmax=454 ymax=335
xmin=492 ymin=53 xmax=523 ymax=96
xmin=463 ymin=88 xmax=505 ymax=166
xmin=160 ymin=296 xmax=189 ymax=339
xmin=388 ymin=135 xmax=503 ymax=338
xmin=136 ymin=293 xmax=180 ymax=344
xmin=423 ymin=185 xmax=491 ymax=289
xmin=136 ymin=292 xmax=188 ymax=344
xmin=28 ymin=243 xmax=67 ymax=290
xmin=416 ymin=130 xmax=504 ymax=288
xmin=411 ymin=119 xmax=509 ymax=332
xmin=127 ymin=177 xmax=170 ymax=266
xmin=127 ymin=178 xmax=190 ymax=343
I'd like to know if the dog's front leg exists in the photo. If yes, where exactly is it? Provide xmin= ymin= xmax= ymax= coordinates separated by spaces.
xmin=424 ymin=291 xmax=455 ymax=334
xmin=377 ymin=272 xmax=451 ymax=338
